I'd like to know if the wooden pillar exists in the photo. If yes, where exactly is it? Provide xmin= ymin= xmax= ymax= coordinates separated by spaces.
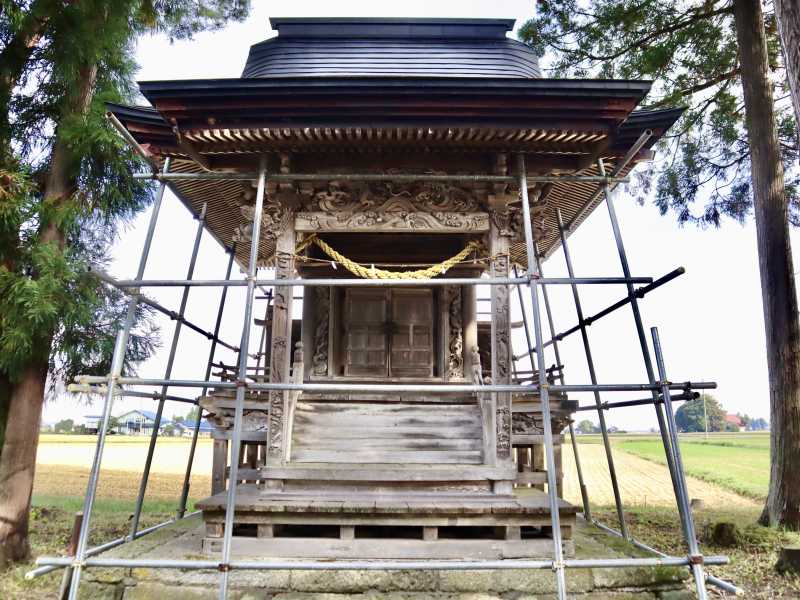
xmin=554 ymin=441 xmax=564 ymax=497
xmin=488 ymin=195 xmax=515 ymax=487
xmin=266 ymin=224 xmax=296 ymax=466
xmin=211 ymin=438 xmax=228 ymax=495
xmin=462 ymin=284 xmax=478 ymax=375
xmin=301 ymin=283 xmax=315 ymax=380
xmin=532 ymin=443 xmax=545 ymax=491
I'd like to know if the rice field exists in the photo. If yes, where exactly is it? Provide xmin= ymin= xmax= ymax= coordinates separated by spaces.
xmin=32 ymin=431 xmax=769 ymax=510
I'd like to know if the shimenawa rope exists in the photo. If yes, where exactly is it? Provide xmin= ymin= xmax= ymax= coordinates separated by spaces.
xmin=295 ymin=234 xmax=484 ymax=280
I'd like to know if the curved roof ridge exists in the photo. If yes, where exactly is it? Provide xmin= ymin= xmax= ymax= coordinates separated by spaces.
xmin=242 ymin=19 xmax=541 ymax=79
xmin=268 ymin=17 xmax=516 ymax=39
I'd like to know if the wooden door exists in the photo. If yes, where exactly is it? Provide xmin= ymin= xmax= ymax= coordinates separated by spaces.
xmin=389 ymin=289 xmax=433 ymax=378
xmin=344 ymin=289 xmax=389 ymax=377
xmin=343 ymin=288 xmax=434 ymax=378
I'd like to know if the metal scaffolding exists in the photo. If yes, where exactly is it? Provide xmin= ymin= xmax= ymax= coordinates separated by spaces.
xmin=27 ymin=151 xmax=744 ymax=599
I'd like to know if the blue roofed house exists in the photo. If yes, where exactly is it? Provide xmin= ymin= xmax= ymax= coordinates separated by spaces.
xmin=174 ymin=419 xmax=214 ymax=438
xmin=115 ymin=409 xmax=172 ymax=436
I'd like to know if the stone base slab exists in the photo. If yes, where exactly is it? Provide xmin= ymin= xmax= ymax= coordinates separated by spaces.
xmin=77 ymin=515 xmax=692 ymax=600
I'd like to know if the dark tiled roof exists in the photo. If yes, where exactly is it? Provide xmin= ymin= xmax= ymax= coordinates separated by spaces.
xmin=242 ymin=18 xmax=541 ymax=79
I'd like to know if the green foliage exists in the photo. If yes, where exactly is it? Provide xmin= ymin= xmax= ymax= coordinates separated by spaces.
xmin=184 ymin=405 xmax=200 ymax=423
xmin=0 ymin=0 xmax=249 ymax=390
xmin=675 ymin=393 xmax=726 ymax=432
xmin=576 ymin=419 xmax=598 ymax=434
xmin=135 ymin=0 xmax=249 ymax=40
xmin=53 ymin=418 xmax=73 ymax=433
xmin=519 ymin=0 xmax=798 ymax=227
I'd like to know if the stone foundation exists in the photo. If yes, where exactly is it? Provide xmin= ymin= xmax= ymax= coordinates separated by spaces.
xmin=78 ymin=515 xmax=691 ymax=599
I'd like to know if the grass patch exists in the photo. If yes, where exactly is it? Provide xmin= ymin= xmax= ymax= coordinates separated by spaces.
xmin=0 ymin=503 xmax=174 ymax=600
xmin=594 ymin=505 xmax=800 ymax=599
xmin=31 ymin=494 xmax=191 ymax=515
xmin=617 ymin=436 xmax=770 ymax=501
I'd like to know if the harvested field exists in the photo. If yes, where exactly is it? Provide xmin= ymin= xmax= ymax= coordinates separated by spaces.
xmin=36 ymin=434 xmax=214 ymax=475
xmin=34 ymin=433 xmax=760 ymax=510
xmin=561 ymin=437 xmax=760 ymax=509
xmin=33 ymin=464 xmax=211 ymax=504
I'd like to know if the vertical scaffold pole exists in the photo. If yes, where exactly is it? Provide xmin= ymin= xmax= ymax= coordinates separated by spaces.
xmin=529 ymin=252 xmax=592 ymax=522
xmin=517 ymin=154 xmax=567 ymax=600
xmin=219 ymin=157 xmax=267 ymax=599
xmin=556 ymin=208 xmax=628 ymax=538
xmin=512 ymin=265 xmax=537 ymax=374
xmin=651 ymin=328 xmax=708 ymax=600
xmin=130 ymin=202 xmax=207 ymax=538
xmin=598 ymin=158 xmax=684 ymax=518
xmin=67 ymin=158 xmax=171 ymax=600
xmin=178 ymin=244 xmax=237 ymax=518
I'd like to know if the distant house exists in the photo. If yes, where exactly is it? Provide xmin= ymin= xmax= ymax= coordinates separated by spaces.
xmin=83 ymin=415 xmax=104 ymax=434
xmin=174 ymin=419 xmax=214 ymax=438
xmin=115 ymin=409 xmax=172 ymax=436
xmin=724 ymin=414 xmax=744 ymax=432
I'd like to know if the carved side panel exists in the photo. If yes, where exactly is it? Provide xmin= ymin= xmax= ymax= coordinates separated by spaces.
xmin=496 ymin=405 xmax=511 ymax=454
xmin=311 ymin=287 xmax=330 ymax=376
xmin=489 ymin=210 xmax=512 ymax=460
xmin=491 ymin=255 xmax=511 ymax=383
xmin=446 ymin=286 xmax=464 ymax=380
xmin=267 ymin=228 xmax=295 ymax=461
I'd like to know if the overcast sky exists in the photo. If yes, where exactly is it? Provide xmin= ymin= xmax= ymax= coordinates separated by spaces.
xmin=43 ymin=0 xmax=800 ymax=431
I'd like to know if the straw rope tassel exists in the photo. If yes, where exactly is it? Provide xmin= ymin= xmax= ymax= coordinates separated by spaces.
xmin=295 ymin=234 xmax=484 ymax=280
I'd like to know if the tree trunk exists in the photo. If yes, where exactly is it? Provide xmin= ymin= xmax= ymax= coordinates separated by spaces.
xmin=775 ymin=0 xmax=800 ymax=137
xmin=0 ymin=361 xmax=48 ymax=565
xmin=734 ymin=0 xmax=800 ymax=530
xmin=0 ymin=370 xmax=10 ymax=459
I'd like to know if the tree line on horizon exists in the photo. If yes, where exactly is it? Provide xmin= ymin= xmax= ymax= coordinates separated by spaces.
xmin=576 ymin=394 xmax=769 ymax=435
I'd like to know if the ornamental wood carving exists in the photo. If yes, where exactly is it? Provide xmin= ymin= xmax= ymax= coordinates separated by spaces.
xmin=490 ymin=202 xmax=551 ymax=243
xmin=295 ymin=180 xmax=488 ymax=232
xmin=491 ymin=255 xmax=511 ymax=382
xmin=268 ymin=336 xmax=286 ymax=456
xmin=446 ymin=286 xmax=464 ymax=380
xmin=267 ymin=244 xmax=294 ymax=459
xmin=512 ymin=411 xmax=572 ymax=436
xmin=490 ymin=245 xmax=512 ymax=460
xmin=305 ymin=179 xmax=481 ymax=212
xmin=234 ymin=200 xmax=294 ymax=244
xmin=205 ymin=408 xmax=268 ymax=432
xmin=312 ymin=287 xmax=330 ymax=376
xmin=496 ymin=405 xmax=511 ymax=455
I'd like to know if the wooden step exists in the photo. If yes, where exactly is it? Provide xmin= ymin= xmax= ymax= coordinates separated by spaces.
xmin=262 ymin=464 xmax=516 ymax=482
xmin=292 ymin=449 xmax=483 ymax=464
xmin=291 ymin=400 xmax=483 ymax=465
xmin=292 ymin=426 xmax=482 ymax=439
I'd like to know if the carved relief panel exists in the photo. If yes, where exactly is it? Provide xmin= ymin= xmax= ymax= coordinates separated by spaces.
xmin=295 ymin=180 xmax=489 ymax=233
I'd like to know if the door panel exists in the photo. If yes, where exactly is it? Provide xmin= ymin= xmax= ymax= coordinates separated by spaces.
xmin=343 ymin=288 xmax=434 ymax=378
xmin=390 ymin=290 xmax=433 ymax=378
xmin=344 ymin=290 xmax=388 ymax=377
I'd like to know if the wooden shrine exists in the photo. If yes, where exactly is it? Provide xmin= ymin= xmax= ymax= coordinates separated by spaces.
xmin=108 ymin=17 xmax=681 ymax=560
